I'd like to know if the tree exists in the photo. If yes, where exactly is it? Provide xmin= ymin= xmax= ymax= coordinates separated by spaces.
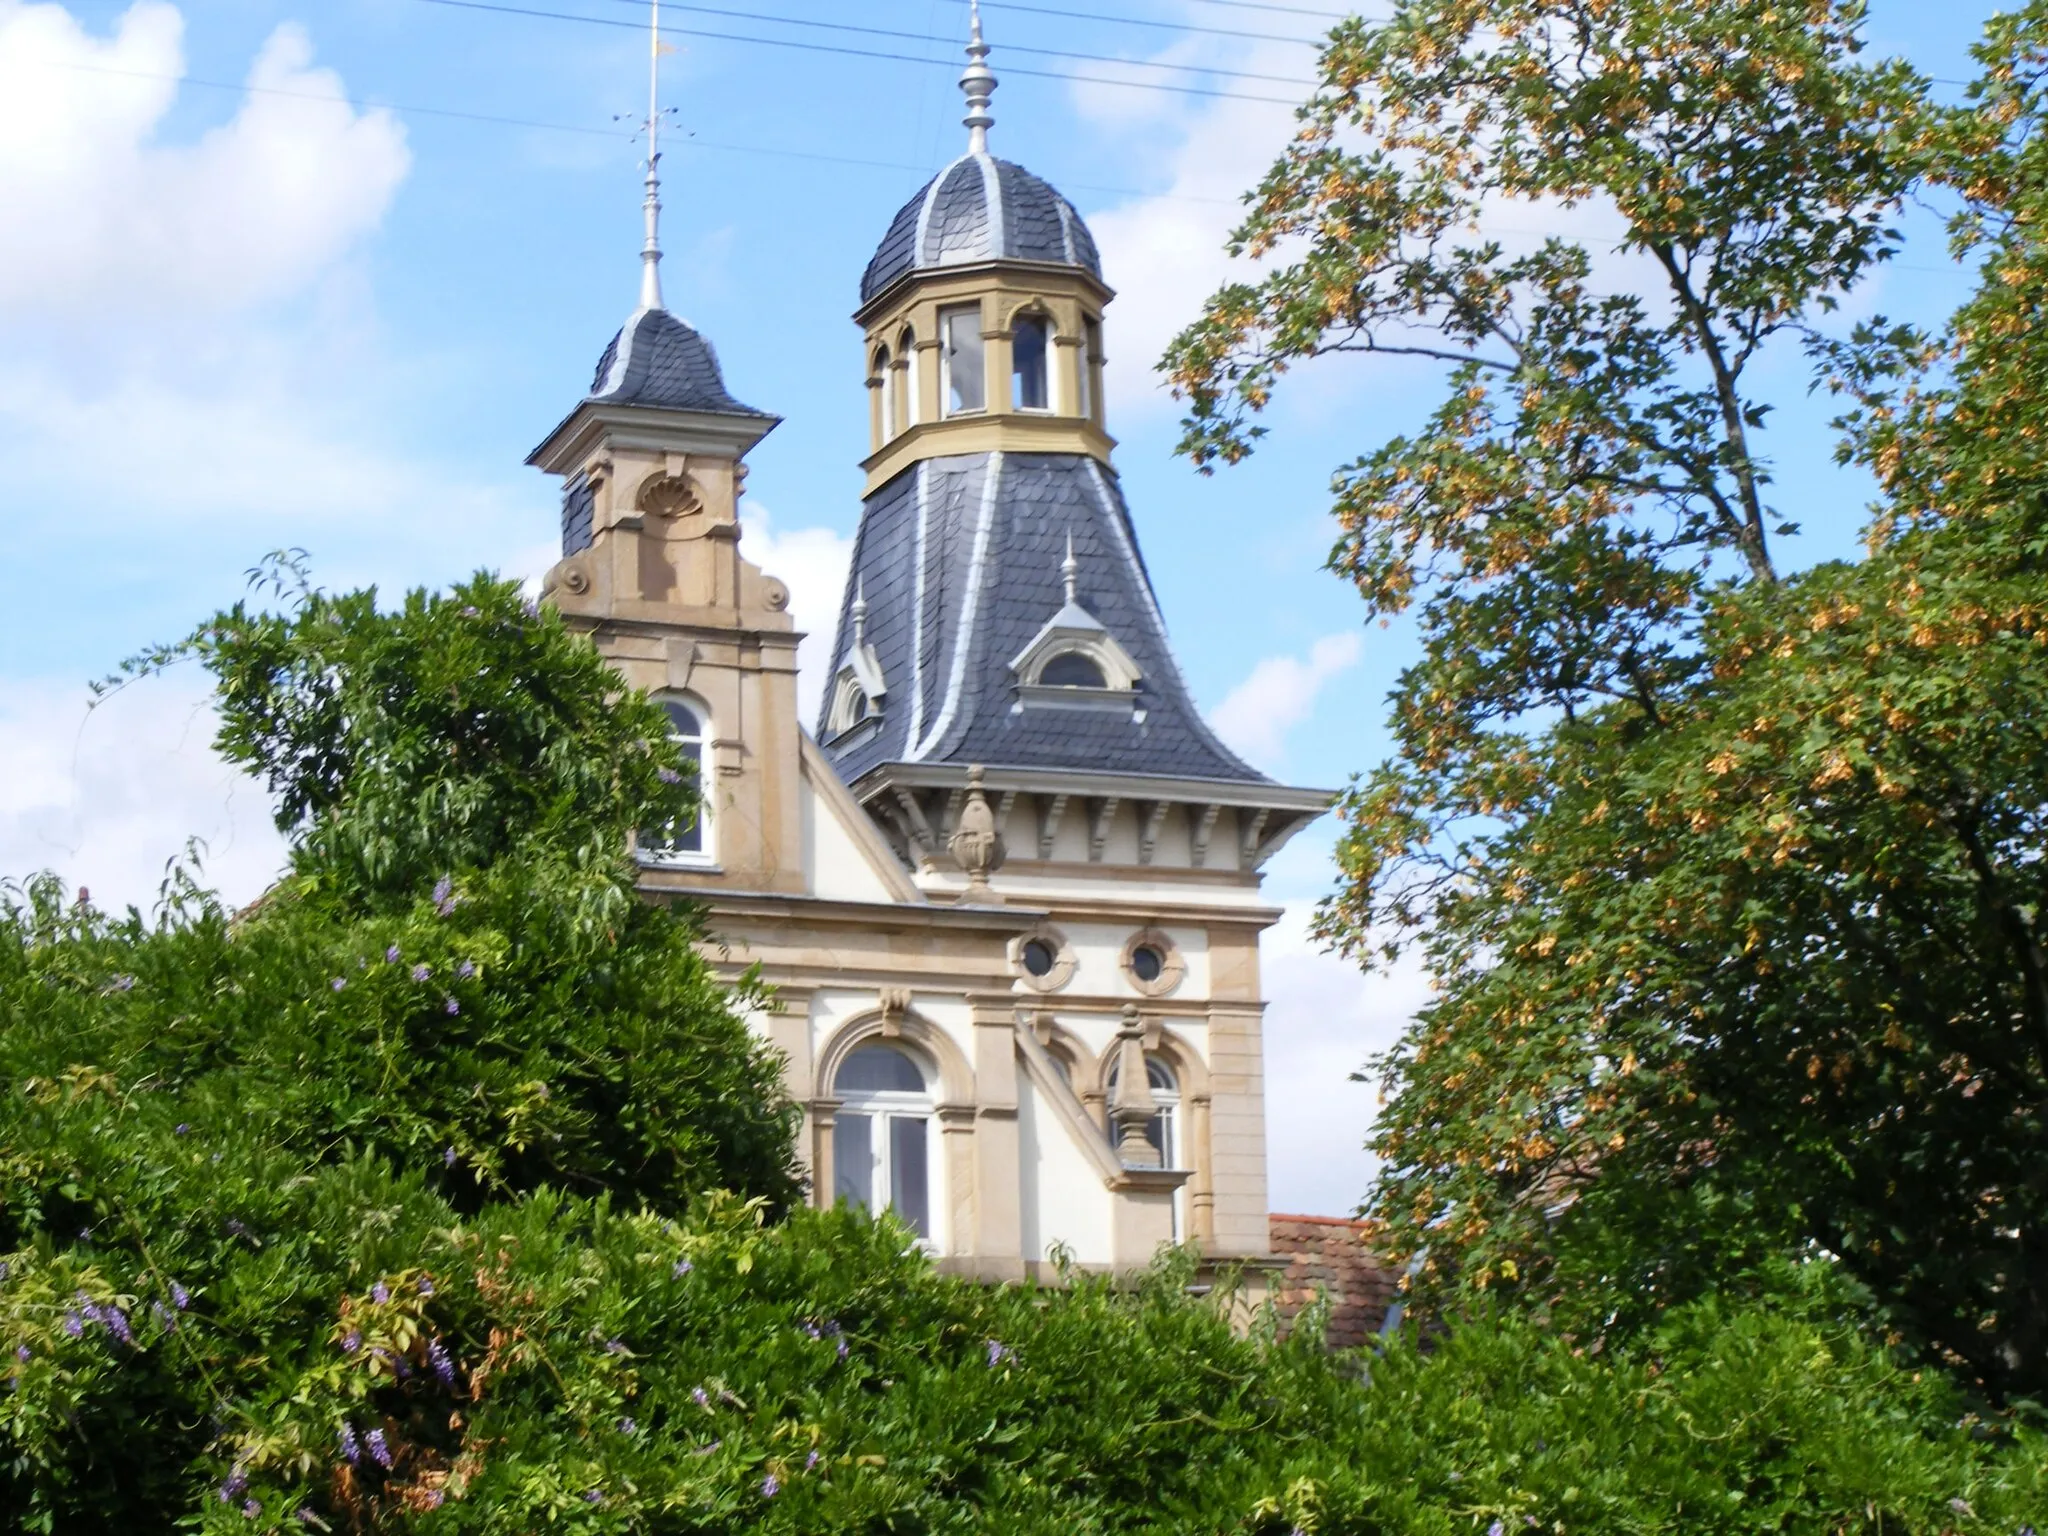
xmin=1168 ymin=0 xmax=2048 ymax=1402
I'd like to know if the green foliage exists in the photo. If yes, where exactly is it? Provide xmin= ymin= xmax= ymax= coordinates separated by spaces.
xmin=1169 ymin=0 xmax=2048 ymax=1405
xmin=1 ymin=564 xmax=2040 ymax=1527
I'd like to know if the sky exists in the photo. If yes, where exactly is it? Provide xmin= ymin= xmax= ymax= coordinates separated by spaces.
xmin=0 ymin=0 xmax=2010 ymax=1217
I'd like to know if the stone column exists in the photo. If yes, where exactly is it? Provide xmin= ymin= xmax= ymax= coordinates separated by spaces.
xmin=969 ymin=993 xmax=1023 ymax=1280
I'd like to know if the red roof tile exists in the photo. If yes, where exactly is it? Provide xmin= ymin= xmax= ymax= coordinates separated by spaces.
xmin=1268 ymin=1213 xmax=1400 ymax=1350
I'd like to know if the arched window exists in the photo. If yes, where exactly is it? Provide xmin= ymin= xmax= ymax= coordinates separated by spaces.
xmin=941 ymin=305 xmax=985 ymax=415
xmin=874 ymin=345 xmax=896 ymax=442
xmin=832 ymin=1043 xmax=933 ymax=1240
xmin=639 ymin=697 xmax=711 ymax=864
xmin=1012 ymin=313 xmax=1050 ymax=411
xmin=896 ymin=326 xmax=917 ymax=428
xmin=1039 ymin=651 xmax=1107 ymax=688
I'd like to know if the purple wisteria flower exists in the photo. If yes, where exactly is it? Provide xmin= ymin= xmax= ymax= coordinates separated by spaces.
xmin=671 ymin=1258 xmax=693 ymax=1278
xmin=582 ymin=1490 xmax=604 ymax=1505
xmin=605 ymin=1338 xmax=630 ymax=1356
xmin=760 ymin=1474 xmax=780 ymax=1498
xmin=460 ymin=605 xmax=480 ymax=618
xmin=385 ymin=945 xmax=401 ymax=964
xmin=1488 ymin=1524 xmax=1506 ymax=1536
xmin=691 ymin=1386 xmax=710 ymax=1409
xmin=296 ymin=1507 xmax=319 ymax=1526
xmin=365 ymin=1429 xmax=393 ymax=1469
xmin=428 ymin=1338 xmax=455 ymax=1386
xmin=657 ymin=767 xmax=681 ymax=784
xmin=226 ymin=1219 xmax=251 ymax=1240
xmin=331 ymin=977 xmax=346 ymax=992
xmin=443 ymin=1146 xmax=457 ymax=1168
xmin=103 ymin=1307 xmax=133 ymax=1345
xmin=152 ymin=1300 xmax=177 ymax=1332
xmin=805 ymin=1449 xmax=820 ymax=1471
xmin=432 ymin=875 xmax=455 ymax=914
xmin=801 ymin=1322 xmax=821 ymax=1340
xmin=417 ymin=1276 xmax=435 ymax=1297
xmin=617 ymin=1417 xmax=636 ymax=1435
xmin=15 ymin=1345 xmax=30 ymax=1362
xmin=175 ymin=1123 xmax=190 ymax=1136
xmin=371 ymin=1281 xmax=390 ymax=1305
xmin=836 ymin=1337 xmax=849 ymax=1360
xmin=170 ymin=1281 xmax=191 ymax=1310
xmin=218 ymin=1467 xmax=248 ymax=1502
xmin=456 ymin=960 xmax=475 ymax=980
xmin=242 ymin=1500 xmax=261 ymax=1520
xmin=341 ymin=1329 xmax=363 ymax=1354
xmin=106 ymin=974 xmax=135 ymax=993
xmin=411 ymin=964 xmax=431 ymax=983
xmin=984 ymin=1339 xmax=1010 ymax=1368
xmin=338 ymin=1425 xmax=361 ymax=1464
xmin=444 ymin=997 xmax=460 ymax=1015
xmin=61 ymin=1313 xmax=82 ymax=1338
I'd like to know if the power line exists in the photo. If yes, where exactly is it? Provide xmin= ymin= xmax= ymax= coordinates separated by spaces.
xmin=578 ymin=0 xmax=1320 ymax=83
xmin=30 ymin=55 xmax=1243 ymax=204
xmin=971 ymin=0 xmax=1325 ymax=47
xmin=411 ymin=0 xmax=1307 ymax=105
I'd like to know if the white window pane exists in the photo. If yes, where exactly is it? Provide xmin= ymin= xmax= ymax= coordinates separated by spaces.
xmin=834 ymin=1113 xmax=873 ymax=1209
xmin=889 ymin=1115 xmax=930 ymax=1238
xmin=837 ymin=1044 xmax=925 ymax=1094
xmin=944 ymin=309 xmax=985 ymax=414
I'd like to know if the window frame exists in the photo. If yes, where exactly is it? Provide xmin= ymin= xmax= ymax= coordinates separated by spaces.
xmin=831 ymin=1043 xmax=939 ymax=1247
xmin=637 ymin=694 xmax=717 ymax=869
xmin=940 ymin=304 xmax=987 ymax=416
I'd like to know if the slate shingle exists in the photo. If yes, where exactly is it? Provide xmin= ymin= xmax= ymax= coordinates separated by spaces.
xmin=819 ymin=452 xmax=1267 ymax=786
xmin=560 ymin=472 xmax=594 ymax=557
xmin=860 ymin=154 xmax=1104 ymax=303
xmin=589 ymin=309 xmax=764 ymax=417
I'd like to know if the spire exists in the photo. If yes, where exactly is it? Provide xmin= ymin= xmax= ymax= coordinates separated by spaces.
xmin=639 ymin=0 xmax=665 ymax=311
xmin=1061 ymin=531 xmax=1078 ymax=607
xmin=960 ymin=0 xmax=996 ymax=155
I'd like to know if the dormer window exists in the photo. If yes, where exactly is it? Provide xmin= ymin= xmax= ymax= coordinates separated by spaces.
xmin=942 ymin=305 xmax=985 ymax=415
xmin=1012 ymin=313 xmax=1050 ymax=411
xmin=1038 ymin=650 xmax=1105 ymax=688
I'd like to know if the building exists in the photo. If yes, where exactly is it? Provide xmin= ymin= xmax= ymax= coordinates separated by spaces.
xmin=526 ymin=8 xmax=1331 ymax=1283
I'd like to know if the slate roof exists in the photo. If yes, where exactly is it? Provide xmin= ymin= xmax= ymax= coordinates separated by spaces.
xmin=817 ymin=451 xmax=1267 ymax=786
xmin=1268 ymin=1214 xmax=1401 ymax=1350
xmin=861 ymin=154 xmax=1103 ymax=304
xmin=588 ymin=307 xmax=764 ymax=417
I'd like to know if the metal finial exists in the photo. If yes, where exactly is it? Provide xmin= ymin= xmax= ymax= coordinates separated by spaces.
xmin=1061 ymin=531 xmax=1078 ymax=606
xmin=960 ymin=0 xmax=996 ymax=154
xmin=852 ymin=575 xmax=868 ymax=645
xmin=638 ymin=0 xmax=665 ymax=311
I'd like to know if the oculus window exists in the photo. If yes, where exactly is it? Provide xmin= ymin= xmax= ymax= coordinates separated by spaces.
xmin=831 ymin=1044 xmax=933 ymax=1241
xmin=1011 ymin=314 xmax=1050 ymax=411
xmin=639 ymin=698 xmax=710 ymax=864
xmin=942 ymin=306 xmax=986 ymax=415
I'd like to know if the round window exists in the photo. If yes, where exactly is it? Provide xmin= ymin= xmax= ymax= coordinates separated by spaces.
xmin=1130 ymin=945 xmax=1165 ymax=984
xmin=1021 ymin=938 xmax=1056 ymax=977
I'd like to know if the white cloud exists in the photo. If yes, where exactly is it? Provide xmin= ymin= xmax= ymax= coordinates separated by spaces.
xmin=0 ymin=2 xmax=409 ymax=321
xmin=0 ymin=675 xmax=287 ymax=914
xmin=737 ymin=501 xmax=854 ymax=727
xmin=1077 ymin=41 xmax=1305 ymax=418
xmin=1209 ymin=631 xmax=1362 ymax=770
xmin=1260 ymin=898 xmax=1425 ymax=1218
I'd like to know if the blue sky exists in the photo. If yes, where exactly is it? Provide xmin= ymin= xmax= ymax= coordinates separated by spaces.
xmin=0 ymin=0 xmax=2008 ymax=1214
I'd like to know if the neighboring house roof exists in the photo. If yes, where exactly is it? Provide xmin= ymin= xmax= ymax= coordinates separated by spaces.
xmin=861 ymin=154 xmax=1103 ymax=303
xmin=817 ymin=451 xmax=1269 ymax=786
xmin=588 ymin=307 xmax=765 ymax=417
xmin=1268 ymin=1214 xmax=1401 ymax=1350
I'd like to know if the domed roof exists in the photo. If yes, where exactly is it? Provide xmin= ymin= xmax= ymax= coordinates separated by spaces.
xmin=588 ymin=306 xmax=764 ymax=417
xmin=860 ymin=152 xmax=1102 ymax=305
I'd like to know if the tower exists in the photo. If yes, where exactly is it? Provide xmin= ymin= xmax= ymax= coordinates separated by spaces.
xmin=527 ymin=3 xmax=1331 ymax=1283
xmin=815 ymin=10 xmax=1330 ymax=1264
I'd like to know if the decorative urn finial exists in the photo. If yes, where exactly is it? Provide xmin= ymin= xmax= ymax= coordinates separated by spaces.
xmin=1107 ymin=1004 xmax=1162 ymax=1168
xmin=948 ymin=764 xmax=1007 ymax=899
